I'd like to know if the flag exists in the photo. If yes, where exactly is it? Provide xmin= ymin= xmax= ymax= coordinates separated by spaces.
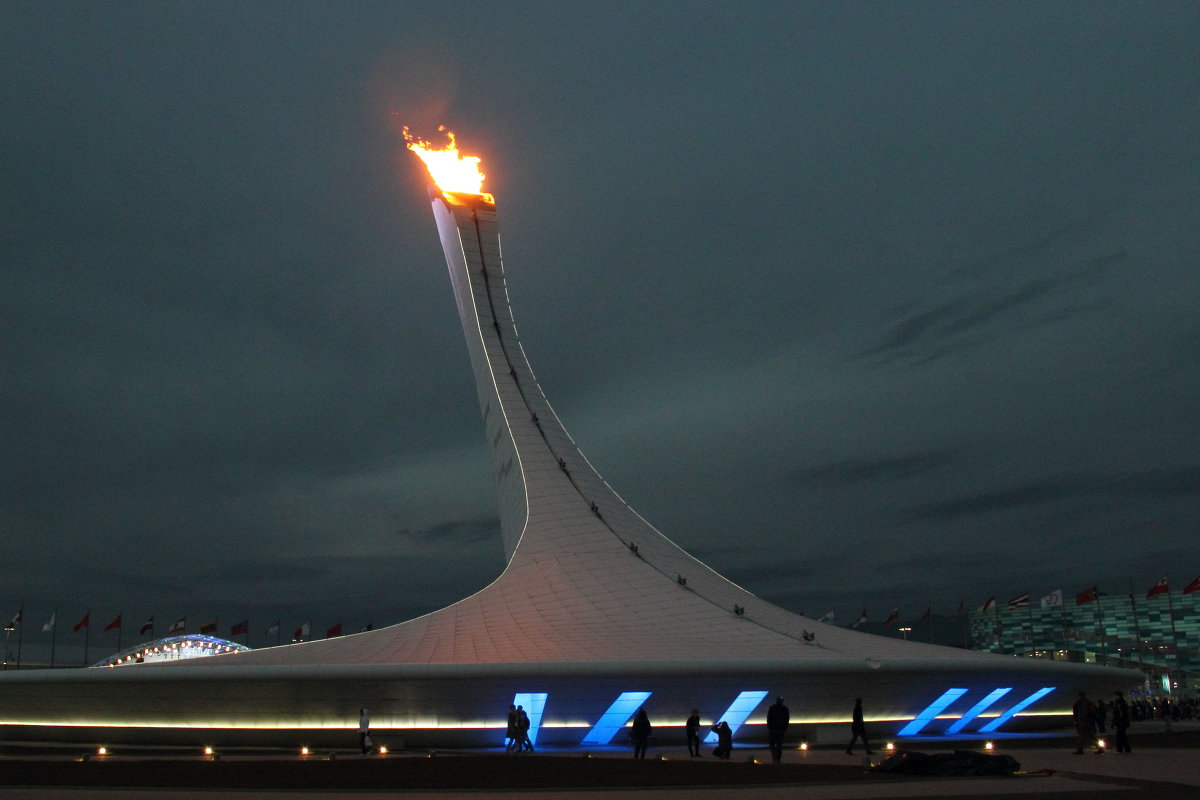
xmin=140 ymin=617 xmax=154 ymax=635
xmin=230 ymin=620 xmax=249 ymax=636
xmin=817 ymin=611 xmax=835 ymax=624
xmin=1075 ymin=586 xmax=1098 ymax=605
xmin=979 ymin=597 xmax=996 ymax=613
xmin=1184 ymin=576 xmax=1200 ymax=595
xmin=920 ymin=606 xmax=931 ymax=620
xmin=1041 ymin=589 xmax=1063 ymax=608
xmin=104 ymin=614 xmax=121 ymax=632
xmin=1146 ymin=577 xmax=1169 ymax=598
xmin=168 ymin=617 xmax=186 ymax=634
xmin=199 ymin=620 xmax=217 ymax=634
xmin=851 ymin=609 xmax=868 ymax=628
xmin=325 ymin=623 xmax=343 ymax=638
xmin=41 ymin=613 xmax=55 ymax=633
xmin=293 ymin=622 xmax=309 ymax=641
xmin=266 ymin=620 xmax=280 ymax=636
xmin=884 ymin=608 xmax=899 ymax=627
xmin=73 ymin=613 xmax=90 ymax=632
xmin=1007 ymin=593 xmax=1030 ymax=610
xmin=8 ymin=609 xmax=21 ymax=627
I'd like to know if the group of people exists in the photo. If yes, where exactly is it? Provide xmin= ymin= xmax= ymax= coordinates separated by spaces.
xmin=1073 ymin=690 xmax=1133 ymax=754
xmin=636 ymin=696 xmax=799 ymax=762
xmin=505 ymin=704 xmax=535 ymax=752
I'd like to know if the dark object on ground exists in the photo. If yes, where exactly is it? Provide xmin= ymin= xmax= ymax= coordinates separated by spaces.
xmin=869 ymin=750 xmax=1020 ymax=777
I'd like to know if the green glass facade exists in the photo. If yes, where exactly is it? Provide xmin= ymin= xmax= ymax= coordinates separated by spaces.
xmin=968 ymin=590 xmax=1199 ymax=692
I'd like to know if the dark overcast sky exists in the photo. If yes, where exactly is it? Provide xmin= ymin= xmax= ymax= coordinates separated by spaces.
xmin=3 ymin=2 xmax=1198 ymax=658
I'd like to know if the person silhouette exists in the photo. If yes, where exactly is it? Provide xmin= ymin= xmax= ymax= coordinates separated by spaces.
xmin=685 ymin=708 xmax=702 ymax=757
xmin=766 ymin=696 xmax=789 ymax=763
xmin=846 ymin=698 xmax=872 ymax=755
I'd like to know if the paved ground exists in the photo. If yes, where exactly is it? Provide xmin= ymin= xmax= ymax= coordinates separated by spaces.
xmin=0 ymin=722 xmax=1195 ymax=798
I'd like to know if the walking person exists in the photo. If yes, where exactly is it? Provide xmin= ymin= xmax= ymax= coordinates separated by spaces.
xmin=505 ymin=704 xmax=518 ymax=752
xmin=358 ymin=707 xmax=372 ymax=755
xmin=1112 ymin=691 xmax=1132 ymax=753
xmin=631 ymin=707 xmax=651 ymax=760
xmin=766 ymin=696 xmax=789 ymax=763
xmin=846 ymin=698 xmax=872 ymax=755
xmin=1073 ymin=691 xmax=1100 ymax=754
xmin=685 ymin=708 xmax=702 ymax=757
xmin=516 ymin=705 xmax=534 ymax=752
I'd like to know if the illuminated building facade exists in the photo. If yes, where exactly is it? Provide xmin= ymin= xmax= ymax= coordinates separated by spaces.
xmin=0 ymin=178 xmax=1141 ymax=749
xmin=969 ymin=591 xmax=1200 ymax=693
xmin=99 ymin=635 xmax=250 ymax=667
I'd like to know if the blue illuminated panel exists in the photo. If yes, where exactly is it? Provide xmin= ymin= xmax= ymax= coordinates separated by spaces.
xmin=978 ymin=687 xmax=1055 ymax=733
xmin=945 ymin=688 xmax=1011 ymax=734
xmin=512 ymin=692 xmax=548 ymax=746
xmin=703 ymin=690 xmax=769 ymax=743
xmin=581 ymin=691 xmax=652 ymax=744
xmin=897 ymin=688 xmax=969 ymax=736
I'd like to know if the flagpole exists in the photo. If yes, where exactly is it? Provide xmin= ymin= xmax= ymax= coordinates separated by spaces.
xmin=1161 ymin=587 xmax=1180 ymax=690
xmin=1128 ymin=580 xmax=1145 ymax=674
xmin=116 ymin=611 xmax=122 ymax=654
xmin=1026 ymin=600 xmax=1035 ymax=657
xmin=82 ymin=612 xmax=90 ymax=667
xmin=15 ymin=606 xmax=23 ymax=668
xmin=1095 ymin=588 xmax=1106 ymax=665
xmin=49 ymin=608 xmax=57 ymax=669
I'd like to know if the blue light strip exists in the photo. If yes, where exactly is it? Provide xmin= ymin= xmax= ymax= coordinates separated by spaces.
xmin=945 ymin=688 xmax=1012 ymax=734
xmin=897 ymin=688 xmax=969 ymax=736
xmin=512 ymin=692 xmax=548 ymax=746
xmin=581 ymin=691 xmax=652 ymax=744
xmin=977 ymin=687 xmax=1055 ymax=733
xmin=703 ymin=690 xmax=769 ymax=743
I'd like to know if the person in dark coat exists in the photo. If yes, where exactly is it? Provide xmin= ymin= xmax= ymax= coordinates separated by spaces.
xmin=1073 ymin=691 xmax=1100 ymax=754
xmin=846 ymin=698 xmax=872 ymax=755
xmin=505 ymin=704 xmax=518 ymax=752
xmin=685 ymin=708 xmax=702 ymax=757
xmin=517 ymin=705 xmax=534 ymax=752
xmin=766 ymin=696 xmax=790 ymax=763
xmin=1112 ymin=691 xmax=1132 ymax=753
xmin=711 ymin=720 xmax=733 ymax=759
xmin=631 ymin=708 xmax=651 ymax=759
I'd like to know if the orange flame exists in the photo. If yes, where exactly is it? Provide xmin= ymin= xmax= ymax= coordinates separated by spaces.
xmin=404 ymin=125 xmax=491 ymax=200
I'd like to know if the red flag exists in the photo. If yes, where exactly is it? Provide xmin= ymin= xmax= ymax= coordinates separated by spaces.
xmin=884 ymin=608 xmax=899 ymax=627
xmin=1184 ymin=576 xmax=1200 ymax=595
xmin=293 ymin=622 xmax=309 ymax=641
xmin=104 ymin=614 xmax=121 ymax=632
xmin=979 ymin=597 xmax=996 ymax=613
xmin=1146 ymin=577 xmax=1169 ymax=598
xmin=139 ymin=617 xmax=154 ymax=635
xmin=325 ymin=623 xmax=343 ymax=638
xmin=73 ymin=613 xmax=90 ymax=632
xmin=230 ymin=620 xmax=249 ymax=636
xmin=1076 ymin=586 xmax=1098 ymax=605
xmin=168 ymin=617 xmax=186 ymax=634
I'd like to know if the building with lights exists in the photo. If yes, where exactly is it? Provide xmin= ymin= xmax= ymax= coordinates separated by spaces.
xmin=0 ymin=170 xmax=1141 ymax=749
xmin=969 ymin=591 xmax=1199 ymax=694
xmin=99 ymin=635 xmax=251 ymax=668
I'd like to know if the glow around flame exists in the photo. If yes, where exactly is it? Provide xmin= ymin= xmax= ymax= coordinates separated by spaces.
xmin=404 ymin=125 xmax=490 ymax=200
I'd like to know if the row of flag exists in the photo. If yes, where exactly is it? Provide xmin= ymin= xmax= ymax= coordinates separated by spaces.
xmin=978 ymin=575 xmax=1200 ymax=615
xmin=4 ymin=610 xmax=350 ymax=642
xmin=807 ymin=574 xmax=1200 ymax=629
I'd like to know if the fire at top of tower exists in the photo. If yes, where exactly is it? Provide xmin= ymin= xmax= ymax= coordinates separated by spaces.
xmin=404 ymin=125 xmax=493 ymax=203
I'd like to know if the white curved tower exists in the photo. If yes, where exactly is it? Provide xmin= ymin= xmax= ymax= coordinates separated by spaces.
xmin=0 ymin=185 xmax=1140 ymax=749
